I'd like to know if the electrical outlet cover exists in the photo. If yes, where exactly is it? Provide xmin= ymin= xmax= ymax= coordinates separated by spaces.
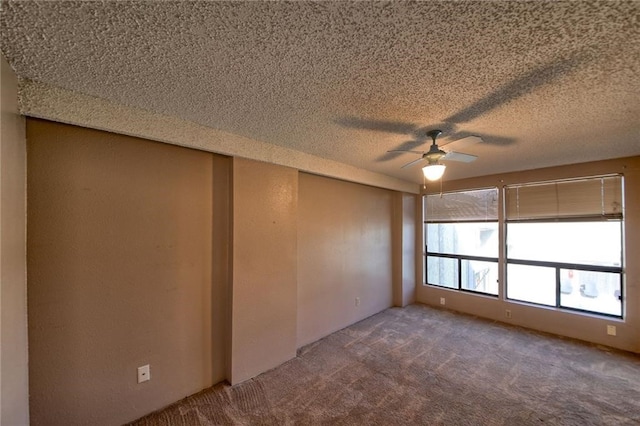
xmin=137 ymin=364 xmax=151 ymax=383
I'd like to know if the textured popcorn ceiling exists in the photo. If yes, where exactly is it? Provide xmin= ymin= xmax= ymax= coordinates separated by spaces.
xmin=1 ymin=1 xmax=639 ymax=187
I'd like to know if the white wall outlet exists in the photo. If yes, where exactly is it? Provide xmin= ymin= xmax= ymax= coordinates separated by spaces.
xmin=440 ymin=297 xmax=445 ymax=305
xmin=607 ymin=325 xmax=617 ymax=336
xmin=505 ymin=309 xmax=512 ymax=319
xmin=355 ymin=297 xmax=360 ymax=307
xmin=137 ymin=364 xmax=151 ymax=383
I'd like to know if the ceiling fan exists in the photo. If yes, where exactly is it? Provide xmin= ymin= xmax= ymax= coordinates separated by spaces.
xmin=389 ymin=129 xmax=480 ymax=181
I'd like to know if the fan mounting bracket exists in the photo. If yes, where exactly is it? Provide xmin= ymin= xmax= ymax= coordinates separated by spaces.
xmin=426 ymin=129 xmax=443 ymax=140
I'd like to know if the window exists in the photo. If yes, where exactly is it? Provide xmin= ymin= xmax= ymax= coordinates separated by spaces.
xmin=423 ymin=175 xmax=625 ymax=319
xmin=505 ymin=176 xmax=624 ymax=317
xmin=425 ymin=188 xmax=499 ymax=296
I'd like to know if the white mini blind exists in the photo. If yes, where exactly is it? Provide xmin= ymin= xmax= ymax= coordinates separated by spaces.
xmin=505 ymin=175 xmax=623 ymax=221
xmin=424 ymin=188 xmax=498 ymax=223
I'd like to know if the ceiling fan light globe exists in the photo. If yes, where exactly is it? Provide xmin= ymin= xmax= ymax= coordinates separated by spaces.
xmin=422 ymin=164 xmax=446 ymax=181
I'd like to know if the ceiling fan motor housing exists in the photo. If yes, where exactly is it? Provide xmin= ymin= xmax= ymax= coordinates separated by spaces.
xmin=425 ymin=144 xmax=446 ymax=164
xmin=424 ymin=129 xmax=446 ymax=164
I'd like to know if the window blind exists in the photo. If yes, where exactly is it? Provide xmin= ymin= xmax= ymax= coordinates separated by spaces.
xmin=424 ymin=188 xmax=498 ymax=223
xmin=505 ymin=175 xmax=623 ymax=221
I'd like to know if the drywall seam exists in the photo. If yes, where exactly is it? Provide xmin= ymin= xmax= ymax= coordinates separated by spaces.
xmin=18 ymin=79 xmax=418 ymax=194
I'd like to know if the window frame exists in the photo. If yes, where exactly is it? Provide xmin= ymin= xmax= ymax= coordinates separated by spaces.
xmin=422 ymin=175 xmax=625 ymax=319
xmin=504 ymin=216 xmax=624 ymax=318
xmin=424 ymin=188 xmax=500 ymax=297
xmin=425 ymin=252 xmax=500 ymax=296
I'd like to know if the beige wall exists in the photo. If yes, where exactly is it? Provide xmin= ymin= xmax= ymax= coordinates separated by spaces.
xmin=401 ymin=194 xmax=417 ymax=307
xmin=212 ymin=155 xmax=233 ymax=382
xmin=24 ymin=120 xmax=402 ymax=421
xmin=297 ymin=173 xmax=394 ymax=348
xmin=392 ymin=192 xmax=417 ymax=308
xmin=0 ymin=56 xmax=29 ymax=425
xmin=27 ymin=119 xmax=225 ymax=425
xmin=418 ymin=156 xmax=640 ymax=353
xmin=230 ymin=158 xmax=298 ymax=384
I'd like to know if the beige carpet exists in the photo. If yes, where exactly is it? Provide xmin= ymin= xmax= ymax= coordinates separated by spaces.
xmin=130 ymin=304 xmax=640 ymax=425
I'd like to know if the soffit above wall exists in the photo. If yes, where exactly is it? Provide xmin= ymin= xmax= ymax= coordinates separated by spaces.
xmin=20 ymin=79 xmax=418 ymax=194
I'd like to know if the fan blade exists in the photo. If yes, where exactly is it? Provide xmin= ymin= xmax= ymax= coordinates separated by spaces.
xmin=442 ymin=151 xmax=478 ymax=163
xmin=401 ymin=157 xmax=426 ymax=169
xmin=442 ymin=135 xmax=483 ymax=150
xmin=444 ymin=132 xmax=516 ymax=147
xmin=375 ymin=139 xmax=426 ymax=162
xmin=387 ymin=150 xmax=424 ymax=154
